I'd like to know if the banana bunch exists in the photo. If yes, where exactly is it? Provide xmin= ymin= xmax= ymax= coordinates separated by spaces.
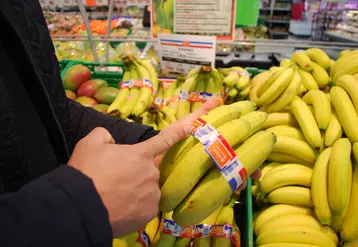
xmin=175 ymin=66 xmax=224 ymax=119
xmin=330 ymin=50 xmax=358 ymax=83
xmin=113 ymin=215 xmax=160 ymax=247
xmin=107 ymin=56 xmax=159 ymax=118
xmin=141 ymin=104 xmax=178 ymax=131
xmin=250 ymin=48 xmax=333 ymax=113
xmin=219 ymin=66 xmax=251 ymax=104
xmin=158 ymin=101 xmax=276 ymax=226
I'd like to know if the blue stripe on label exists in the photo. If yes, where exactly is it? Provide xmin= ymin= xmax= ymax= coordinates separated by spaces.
xmin=160 ymin=39 xmax=183 ymax=43
xmin=190 ymin=41 xmax=214 ymax=45
xmin=228 ymin=178 xmax=237 ymax=192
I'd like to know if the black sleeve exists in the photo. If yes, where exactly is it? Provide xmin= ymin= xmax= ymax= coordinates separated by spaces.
xmin=68 ymin=99 xmax=159 ymax=147
xmin=0 ymin=165 xmax=112 ymax=247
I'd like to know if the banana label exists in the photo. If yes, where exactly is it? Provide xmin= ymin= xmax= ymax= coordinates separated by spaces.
xmin=211 ymin=224 xmax=232 ymax=238
xmin=180 ymin=90 xmax=222 ymax=102
xmin=194 ymin=224 xmax=212 ymax=238
xmin=138 ymin=229 xmax=151 ymax=247
xmin=191 ymin=118 xmax=248 ymax=191
xmin=120 ymin=79 xmax=156 ymax=95
xmin=231 ymin=229 xmax=240 ymax=247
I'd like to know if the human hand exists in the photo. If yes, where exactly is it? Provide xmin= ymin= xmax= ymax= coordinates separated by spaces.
xmin=68 ymin=97 xmax=222 ymax=237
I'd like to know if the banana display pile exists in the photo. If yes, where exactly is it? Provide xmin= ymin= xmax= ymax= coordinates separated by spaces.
xmin=107 ymin=56 xmax=159 ymax=118
xmin=247 ymin=49 xmax=358 ymax=247
xmin=113 ymin=197 xmax=240 ymax=247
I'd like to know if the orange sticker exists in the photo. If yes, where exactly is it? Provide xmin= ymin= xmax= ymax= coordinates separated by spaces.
xmin=132 ymin=79 xmax=144 ymax=88
xmin=191 ymin=118 xmax=207 ymax=133
xmin=206 ymin=139 xmax=232 ymax=169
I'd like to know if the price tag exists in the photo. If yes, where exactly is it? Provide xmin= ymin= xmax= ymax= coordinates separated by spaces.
xmin=158 ymin=34 xmax=216 ymax=74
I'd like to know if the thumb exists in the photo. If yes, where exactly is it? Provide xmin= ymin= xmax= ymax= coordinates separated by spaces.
xmin=137 ymin=97 xmax=222 ymax=157
xmin=84 ymin=127 xmax=115 ymax=145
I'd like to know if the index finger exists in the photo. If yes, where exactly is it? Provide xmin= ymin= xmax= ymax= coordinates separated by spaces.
xmin=137 ymin=97 xmax=223 ymax=157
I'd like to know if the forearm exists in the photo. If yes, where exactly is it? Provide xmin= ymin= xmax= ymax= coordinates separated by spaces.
xmin=0 ymin=165 xmax=112 ymax=247
xmin=68 ymin=99 xmax=158 ymax=148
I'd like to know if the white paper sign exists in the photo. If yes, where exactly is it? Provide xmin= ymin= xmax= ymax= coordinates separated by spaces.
xmin=158 ymin=34 xmax=216 ymax=74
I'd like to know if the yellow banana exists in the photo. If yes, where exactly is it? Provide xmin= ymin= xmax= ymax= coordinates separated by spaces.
xmin=260 ymin=164 xmax=312 ymax=195
xmin=158 ymin=102 xmax=253 ymax=186
xmin=162 ymin=79 xmax=178 ymax=106
xmin=272 ymin=136 xmax=317 ymax=164
xmin=266 ymin=69 xmax=301 ymax=113
xmin=328 ymin=138 xmax=352 ymax=215
xmin=311 ymin=147 xmax=332 ymax=225
xmin=155 ymin=212 xmax=176 ymax=247
xmin=261 ymin=112 xmax=298 ymax=129
xmin=298 ymin=69 xmax=319 ymax=90
xmin=257 ymin=214 xmax=321 ymax=236
xmin=238 ymin=86 xmax=250 ymax=100
xmin=267 ymin=153 xmax=313 ymax=168
xmin=258 ymin=68 xmax=295 ymax=105
xmin=335 ymin=74 xmax=358 ymax=114
xmin=254 ymin=204 xmax=313 ymax=234
xmin=132 ymin=59 xmax=159 ymax=116
xmin=302 ymin=89 xmax=331 ymax=130
xmin=353 ymin=142 xmax=358 ymax=163
xmin=161 ymin=106 xmax=177 ymax=124
xmin=280 ymin=58 xmax=293 ymax=68
xmin=306 ymin=48 xmax=331 ymax=69
xmin=332 ymin=54 xmax=358 ymax=83
xmin=157 ymin=112 xmax=170 ymax=130
xmin=108 ymin=66 xmax=133 ymax=115
xmin=341 ymin=160 xmax=358 ymax=242
xmin=249 ymin=71 xmax=270 ymax=104
xmin=354 ymin=73 xmax=358 ymax=80
xmin=173 ymin=131 xmax=276 ymax=226
xmin=223 ymin=72 xmax=239 ymax=87
xmin=344 ymin=238 xmax=358 ymax=247
xmin=265 ymin=125 xmax=305 ymax=141
xmin=176 ymin=73 xmax=199 ymax=119
xmin=259 ymin=162 xmax=282 ymax=182
xmin=160 ymin=119 xmax=251 ymax=213
xmin=331 ymin=160 xmax=352 ymax=233
xmin=212 ymin=200 xmax=235 ymax=247
xmin=324 ymin=109 xmax=343 ymax=147
xmin=266 ymin=186 xmax=313 ymax=207
xmin=297 ymin=83 xmax=308 ymax=96
xmin=237 ymin=72 xmax=250 ymax=90
xmin=331 ymin=50 xmax=358 ymax=78
xmin=330 ymin=86 xmax=358 ymax=143
xmin=120 ymin=63 xmax=142 ymax=117
xmin=257 ymin=67 xmax=287 ymax=97
xmin=292 ymin=51 xmax=313 ymax=72
xmin=256 ymin=226 xmax=336 ymax=247
xmin=225 ymin=87 xmax=239 ymax=104
xmin=290 ymin=99 xmax=321 ymax=148
xmin=238 ymin=111 xmax=268 ymax=140
xmin=133 ymin=216 xmax=160 ymax=247
xmin=192 ymin=206 xmax=222 ymax=247
xmin=311 ymin=61 xmax=330 ymax=88
xmin=258 ymin=244 xmax=326 ymax=247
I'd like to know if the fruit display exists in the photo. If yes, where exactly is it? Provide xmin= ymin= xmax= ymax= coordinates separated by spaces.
xmin=113 ymin=196 xmax=240 ymax=247
xmin=60 ymin=47 xmax=358 ymax=246
xmin=248 ymin=48 xmax=358 ymax=246
xmin=62 ymin=63 xmax=122 ymax=116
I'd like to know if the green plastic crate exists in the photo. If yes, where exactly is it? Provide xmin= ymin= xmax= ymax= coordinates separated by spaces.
xmin=246 ymin=67 xmax=267 ymax=78
xmin=60 ymin=60 xmax=126 ymax=88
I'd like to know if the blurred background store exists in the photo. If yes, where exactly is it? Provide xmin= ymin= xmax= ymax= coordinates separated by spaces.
xmin=46 ymin=0 xmax=358 ymax=69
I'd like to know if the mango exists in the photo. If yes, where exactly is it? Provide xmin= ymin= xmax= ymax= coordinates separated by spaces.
xmin=63 ymin=64 xmax=91 ymax=91
xmin=77 ymin=79 xmax=108 ymax=97
xmin=94 ymin=87 xmax=120 ymax=105
xmin=65 ymin=89 xmax=77 ymax=100
xmin=93 ymin=104 xmax=109 ymax=114
xmin=75 ymin=96 xmax=98 ymax=107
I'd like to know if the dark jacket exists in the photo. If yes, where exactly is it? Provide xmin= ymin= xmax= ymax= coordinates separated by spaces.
xmin=0 ymin=0 xmax=157 ymax=246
